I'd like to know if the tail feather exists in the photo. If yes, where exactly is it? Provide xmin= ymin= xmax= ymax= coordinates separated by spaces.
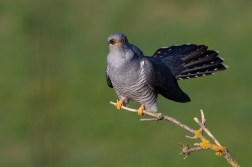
xmin=180 ymin=45 xmax=208 ymax=62
xmin=183 ymin=57 xmax=224 ymax=73
xmin=152 ymin=44 xmax=228 ymax=80
xmin=183 ymin=50 xmax=219 ymax=67
xmin=177 ymin=64 xmax=228 ymax=80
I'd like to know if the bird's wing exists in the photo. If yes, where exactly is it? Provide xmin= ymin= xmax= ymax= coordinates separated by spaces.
xmin=106 ymin=68 xmax=113 ymax=88
xmin=131 ymin=44 xmax=144 ymax=56
xmin=152 ymin=44 xmax=227 ymax=80
xmin=142 ymin=57 xmax=190 ymax=103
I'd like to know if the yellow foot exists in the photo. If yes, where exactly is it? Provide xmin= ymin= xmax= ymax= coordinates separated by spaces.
xmin=116 ymin=100 xmax=124 ymax=110
xmin=138 ymin=104 xmax=145 ymax=116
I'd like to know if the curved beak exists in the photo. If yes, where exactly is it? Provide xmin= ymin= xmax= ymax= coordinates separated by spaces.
xmin=108 ymin=39 xmax=122 ymax=45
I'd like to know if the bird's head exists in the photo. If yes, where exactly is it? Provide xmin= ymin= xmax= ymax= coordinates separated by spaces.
xmin=107 ymin=33 xmax=129 ymax=49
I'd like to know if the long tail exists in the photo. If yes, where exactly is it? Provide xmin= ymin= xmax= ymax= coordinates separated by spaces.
xmin=152 ymin=44 xmax=228 ymax=80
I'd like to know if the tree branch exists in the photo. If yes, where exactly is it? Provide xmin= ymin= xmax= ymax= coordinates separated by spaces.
xmin=109 ymin=101 xmax=240 ymax=167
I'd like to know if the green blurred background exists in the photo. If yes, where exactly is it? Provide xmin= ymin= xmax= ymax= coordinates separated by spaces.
xmin=1 ymin=0 xmax=252 ymax=166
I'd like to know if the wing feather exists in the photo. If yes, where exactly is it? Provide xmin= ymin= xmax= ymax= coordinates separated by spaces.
xmin=143 ymin=57 xmax=190 ymax=103
xmin=106 ymin=69 xmax=113 ymax=88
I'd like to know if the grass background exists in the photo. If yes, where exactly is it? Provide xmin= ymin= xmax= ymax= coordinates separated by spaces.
xmin=1 ymin=0 xmax=252 ymax=166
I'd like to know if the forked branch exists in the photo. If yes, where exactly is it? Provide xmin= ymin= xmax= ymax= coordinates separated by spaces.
xmin=110 ymin=101 xmax=240 ymax=167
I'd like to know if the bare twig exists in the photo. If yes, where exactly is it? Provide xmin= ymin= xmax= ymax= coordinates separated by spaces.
xmin=110 ymin=101 xmax=195 ymax=133
xmin=194 ymin=117 xmax=221 ymax=146
xmin=109 ymin=101 xmax=240 ymax=167
xmin=179 ymin=143 xmax=203 ymax=160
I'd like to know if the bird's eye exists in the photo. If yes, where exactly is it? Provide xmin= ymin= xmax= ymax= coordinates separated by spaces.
xmin=121 ymin=38 xmax=126 ymax=44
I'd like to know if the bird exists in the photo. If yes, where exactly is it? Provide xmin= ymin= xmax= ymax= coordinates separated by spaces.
xmin=106 ymin=33 xmax=228 ymax=116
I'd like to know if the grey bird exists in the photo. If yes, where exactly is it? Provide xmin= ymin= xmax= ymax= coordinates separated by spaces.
xmin=106 ymin=33 xmax=228 ymax=116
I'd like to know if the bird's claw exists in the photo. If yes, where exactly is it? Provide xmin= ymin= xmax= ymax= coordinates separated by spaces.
xmin=138 ymin=104 xmax=145 ymax=116
xmin=116 ymin=100 xmax=124 ymax=110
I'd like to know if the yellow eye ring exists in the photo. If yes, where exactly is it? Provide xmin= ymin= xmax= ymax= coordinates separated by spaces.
xmin=121 ymin=38 xmax=126 ymax=44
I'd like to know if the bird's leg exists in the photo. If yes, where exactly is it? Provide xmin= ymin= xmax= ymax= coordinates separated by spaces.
xmin=116 ymin=100 xmax=124 ymax=110
xmin=138 ymin=104 xmax=145 ymax=116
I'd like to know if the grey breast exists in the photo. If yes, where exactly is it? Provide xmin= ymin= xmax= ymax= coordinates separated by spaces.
xmin=110 ymin=60 xmax=158 ymax=112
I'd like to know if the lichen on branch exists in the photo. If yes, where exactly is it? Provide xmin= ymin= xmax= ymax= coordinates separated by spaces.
xmin=109 ymin=101 xmax=240 ymax=167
